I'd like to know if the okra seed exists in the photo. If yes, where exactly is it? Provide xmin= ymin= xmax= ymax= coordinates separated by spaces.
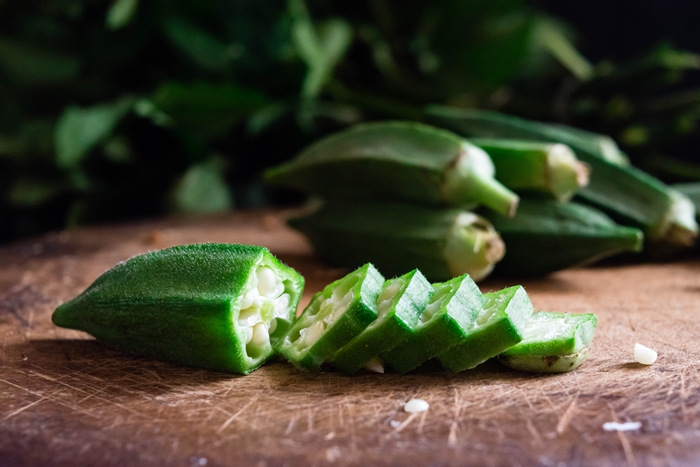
xmin=363 ymin=357 xmax=385 ymax=374
xmin=268 ymin=318 xmax=277 ymax=334
xmin=634 ymin=343 xmax=657 ymax=365
xmin=251 ymin=323 xmax=269 ymax=346
xmin=404 ymin=399 xmax=429 ymax=413
xmin=240 ymin=289 xmax=258 ymax=310
xmin=256 ymin=267 xmax=277 ymax=296
xmin=238 ymin=308 xmax=261 ymax=327
xmin=304 ymin=321 xmax=325 ymax=346
xmin=244 ymin=327 xmax=253 ymax=344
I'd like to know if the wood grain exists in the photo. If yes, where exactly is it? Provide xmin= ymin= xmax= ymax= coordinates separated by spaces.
xmin=1 ymin=211 xmax=699 ymax=467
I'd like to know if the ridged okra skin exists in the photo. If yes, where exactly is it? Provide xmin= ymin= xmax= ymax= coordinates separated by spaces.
xmin=382 ymin=274 xmax=485 ymax=374
xmin=289 ymin=201 xmax=505 ymax=282
xmin=469 ymin=138 xmax=589 ymax=202
xmin=330 ymin=269 xmax=433 ymax=374
xmin=438 ymin=285 xmax=533 ymax=373
xmin=481 ymin=199 xmax=644 ymax=277
xmin=265 ymin=121 xmax=518 ymax=217
xmin=427 ymin=106 xmax=698 ymax=246
xmin=277 ymin=263 xmax=384 ymax=371
xmin=499 ymin=312 xmax=597 ymax=373
xmin=52 ymin=244 xmax=305 ymax=375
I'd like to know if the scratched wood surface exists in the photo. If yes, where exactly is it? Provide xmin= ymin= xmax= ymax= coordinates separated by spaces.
xmin=1 ymin=211 xmax=699 ymax=467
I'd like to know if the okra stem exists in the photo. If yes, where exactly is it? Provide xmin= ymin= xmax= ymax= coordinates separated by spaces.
xmin=470 ymin=138 xmax=590 ymax=202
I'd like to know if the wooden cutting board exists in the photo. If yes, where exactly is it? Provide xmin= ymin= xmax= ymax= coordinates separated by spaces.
xmin=1 ymin=211 xmax=699 ymax=467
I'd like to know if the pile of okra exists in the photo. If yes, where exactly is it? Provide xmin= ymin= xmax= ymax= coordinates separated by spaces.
xmin=266 ymin=110 xmax=699 ymax=280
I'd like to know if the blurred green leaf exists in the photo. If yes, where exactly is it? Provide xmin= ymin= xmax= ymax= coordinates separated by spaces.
xmin=289 ymin=0 xmax=352 ymax=98
xmin=0 ymin=39 xmax=80 ymax=86
xmin=162 ymin=15 xmax=231 ymax=72
xmin=150 ymin=82 xmax=268 ymax=136
xmin=106 ymin=0 xmax=140 ymax=30
xmin=173 ymin=158 xmax=233 ymax=213
xmin=55 ymin=96 xmax=134 ymax=168
xmin=534 ymin=18 xmax=593 ymax=81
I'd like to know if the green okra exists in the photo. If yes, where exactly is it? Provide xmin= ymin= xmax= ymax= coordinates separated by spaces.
xmin=437 ymin=285 xmax=533 ymax=373
xmin=277 ymin=263 xmax=384 ymax=371
xmin=469 ymin=139 xmax=589 ymax=202
xmin=289 ymin=201 xmax=505 ymax=282
xmin=51 ymin=243 xmax=304 ymax=375
xmin=481 ymin=199 xmax=644 ymax=277
xmin=382 ymin=274 xmax=485 ymax=374
xmin=427 ymin=106 xmax=698 ymax=246
xmin=265 ymin=121 xmax=519 ymax=217
xmin=329 ymin=269 xmax=433 ymax=375
xmin=498 ymin=312 xmax=598 ymax=373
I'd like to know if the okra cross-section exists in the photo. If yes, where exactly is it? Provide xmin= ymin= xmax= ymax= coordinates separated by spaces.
xmin=51 ymin=243 xmax=304 ymax=375
xmin=498 ymin=312 xmax=598 ymax=373
xmin=277 ymin=263 xmax=384 ymax=371
xmin=329 ymin=269 xmax=433 ymax=375
xmin=438 ymin=285 xmax=534 ymax=373
xmin=381 ymin=274 xmax=485 ymax=374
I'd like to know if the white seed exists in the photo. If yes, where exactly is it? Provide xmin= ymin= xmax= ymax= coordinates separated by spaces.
xmin=304 ymin=321 xmax=325 ymax=346
xmin=240 ymin=289 xmax=258 ymax=309
xmin=238 ymin=308 xmax=261 ymax=327
xmin=603 ymin=421 xmax=642 ymax=432
xmin=244 ymin=327 xmax=253 ymax=344
xmin=268 ymin=318 xmax=277 ymax=334
xmin=275 ymin=294 xmax=291 ymax=317
xmin=272 ymin=282 xmax=285 ymax=298
xmin=363 ymin=357 xmax=385 ymax=374
xmin=251 ymin=323 xmax=269 ymax=346
xmin=634 ymin=343 xmax=657 ymax=365
xmin=404 ymin=399 xmax=429 ymax=413
xmin=378 ymin=281 xmax=402 ymax=303
xmin=256 ymin=266 xmax=277 ymax=296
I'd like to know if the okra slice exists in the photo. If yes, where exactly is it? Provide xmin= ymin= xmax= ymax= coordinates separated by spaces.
xmin=498 ymin=312 xmax=598 ymax=373
xmin=265 ymin=121 xmax=519 ymax=217
xmin=437 ymin=285 xmax=534 ymax=373
xmin=381 ymin=274 xmax=485 ymax=374
xmin=481 ymin=199 xmax=644 ymax=277
xmin=427 ymin=106 xmax=698 ymax=247
xmin=329 ymin=269 xmax=433 ymax=375
xmin=289 ymin=201 xmax=505 ymax=282
xmin=470 ymin=139 xmax=590 ymax=202
xmin=52 ymin=244 xmax=304 ymax=375
xmin=277 ymin=263 xmax=384 ymax=371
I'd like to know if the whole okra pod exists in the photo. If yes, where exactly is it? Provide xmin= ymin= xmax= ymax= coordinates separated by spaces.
xmin=427 ymin=106 xmax=698 ymax=247
xmin=481 ymin=199 xmax=644 ymax=277
xmin=52 ymin=244 xmax=304 ymax=375
xmin=265 ymin=121 xmax=519 ymax=217
xmin=289 ymin=201 xmax=505 ymax=282
xmin=469 ymin=139 xmax=590 ymax=202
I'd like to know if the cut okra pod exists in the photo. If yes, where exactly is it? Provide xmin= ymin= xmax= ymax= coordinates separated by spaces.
xmin=330 ymin=269 xmax=433 ymax=375
xmin=427 ymin=106 xmax=699 ymax=247
xmin=289 ymin=201 xmax=505 ymax=282
xmin=481 ymin=199 xmax=644 ymax=277
xmin=469 ymin=139 xmax=590 ymax=202
xmin=498 ymin=312 xmax=598 ymax=373
xmin=382 ymin=274 xmax=485 ymax=374
xmin=276 ymin=263 xmax=384 ymax=371
xmin=437 ymin=285 xmax=533 ymax=373
xmin=51 ymin=244 xmax=304 ymax=375
xmin=265 ymin=121 xmax=519 ymax=217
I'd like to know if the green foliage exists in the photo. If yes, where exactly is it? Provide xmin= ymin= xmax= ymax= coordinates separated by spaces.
xmin=0 ymin=0 xmax=698 ymax=242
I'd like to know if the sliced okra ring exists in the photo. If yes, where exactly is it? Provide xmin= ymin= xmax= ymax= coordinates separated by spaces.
xmin=381 ymin=274 xmax=485 ymax=374
xmin=438 ymin=285 xmax=534 ymax=373
xmin=498 ymin=311 xmax=598 ymax=373
xmin=52 ymin=244 xmax=304 ymax=375
xmin=277 ymin=263 xmax=384 ymax=371
xmin=329 ymin=269 xmax=433 ymax=375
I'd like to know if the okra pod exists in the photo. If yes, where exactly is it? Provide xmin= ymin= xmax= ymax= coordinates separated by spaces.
xmin=481 ymin=199 xmax=644 ymax=277
xmin=381 ymin=274 xmax=485 ymax=374
xmin=498 ymin=312 xmax=598 ymax=373
xmin=470 ymin=138 xmax=590 ymax=202
xmin=52 ymin=244 xmax=304 ymax=375
xmin=673 ymin=182 xmax=700 ymax=218
xmin=265 ymin=121 xmax=519 ymax=217
xmin=289 ymin=201 xmax=505 ymax=282
xmin=427 ymin=106 xmax=699 ymax=246
xmin=437 ymin=285 xmax=533 ymax=373
xmin=276 ymin=263 xmax=384 ymax=371
xmin=329 ymin=269 xmax=433 ymax=375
